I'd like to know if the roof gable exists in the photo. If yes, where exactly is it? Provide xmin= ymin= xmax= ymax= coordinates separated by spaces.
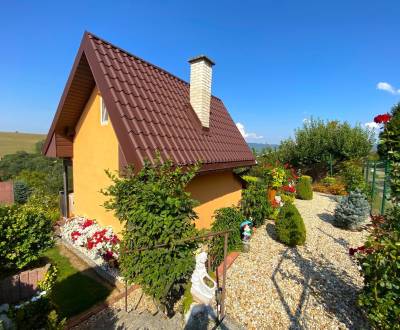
xmin=43 ymin=32 xmax=255 ymax=171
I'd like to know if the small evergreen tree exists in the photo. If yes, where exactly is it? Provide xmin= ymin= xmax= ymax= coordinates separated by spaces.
xmin=296 ymin=176 xmax=313 ymax=200
xmin=275 ymin=203 xmax=306 ymax=246
xmin=13 ymin=180 xmax=30 ymax=204
xmin=334 ymin=189 xmax=370 ymax=230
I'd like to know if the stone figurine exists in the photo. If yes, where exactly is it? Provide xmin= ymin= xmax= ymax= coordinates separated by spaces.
xmin=190 ymin=252 xmax=217 ymax=305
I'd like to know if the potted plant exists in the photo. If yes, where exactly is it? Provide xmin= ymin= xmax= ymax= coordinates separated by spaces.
xmin=266 ymin=167 xmax=286 ymax=203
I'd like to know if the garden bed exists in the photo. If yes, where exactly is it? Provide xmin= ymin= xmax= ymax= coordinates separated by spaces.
xmin=224 ymin=192 xmax=370 ymax=329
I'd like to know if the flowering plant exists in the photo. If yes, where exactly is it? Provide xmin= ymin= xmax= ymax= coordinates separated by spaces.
xmin=373 ymin=113 xmax=392 ymax=124
xmin=61 ymin=217 xmax=120 ymax=264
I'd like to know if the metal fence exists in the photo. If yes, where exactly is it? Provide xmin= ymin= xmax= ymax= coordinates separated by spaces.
xmin=122 ymin=230 xmax=232 ymax=323
xmin=363 ymin=160 xmax=391 ymax=215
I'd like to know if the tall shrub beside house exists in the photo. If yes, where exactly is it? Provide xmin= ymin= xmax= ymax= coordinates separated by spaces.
xmin=103 ymin=158 xmax=199 ymax=312
xmin=241 ymin=182 xmax=271 ymax=227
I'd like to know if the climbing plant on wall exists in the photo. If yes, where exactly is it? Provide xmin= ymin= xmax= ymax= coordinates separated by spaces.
xmin=103 ymin=156 xmax=199 ymax=312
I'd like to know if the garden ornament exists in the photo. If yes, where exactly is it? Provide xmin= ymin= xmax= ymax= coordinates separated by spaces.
xmin=190 ymin=252 xmax=217 ymax=305
xmin=240 ymin=220 xmax=253 ymax=241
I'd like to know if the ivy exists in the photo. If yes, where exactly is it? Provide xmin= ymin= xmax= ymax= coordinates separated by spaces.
xmin=103 ymin=157 xmax=199 ymax=310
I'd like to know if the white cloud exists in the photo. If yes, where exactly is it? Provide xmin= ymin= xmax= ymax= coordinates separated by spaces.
xmin=236 ymin=122 xmax=263 ymax=140
xmin=376 ymin=82 xmax=400 ymax=94
xmin=364 ymin=122 xmax=379 ymax=130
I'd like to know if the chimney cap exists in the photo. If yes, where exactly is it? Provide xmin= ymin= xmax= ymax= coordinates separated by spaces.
xmin=188 ymin=55 xmax=215 ymax=66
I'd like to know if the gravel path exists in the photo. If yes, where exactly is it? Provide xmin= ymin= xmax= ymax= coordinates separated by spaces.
xmin=225 ymin=192 xmax=370 ymax=330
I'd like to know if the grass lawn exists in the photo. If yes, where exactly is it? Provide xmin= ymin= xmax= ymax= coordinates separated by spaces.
xmin=43 ymin=247 xmax=112 ymax=318
xmin=0 ymin=131 xmax=46 ymax=157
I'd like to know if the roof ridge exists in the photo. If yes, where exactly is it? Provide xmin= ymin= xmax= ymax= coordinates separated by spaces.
xmin=85 ymin=31 xmax=222 ymax=101
xmin=85 ymin=31 xmax=189 ymax=86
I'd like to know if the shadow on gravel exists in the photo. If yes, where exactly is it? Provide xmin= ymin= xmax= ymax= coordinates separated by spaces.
xmin=265 ymin=222 xmax=279 ymax=242
xmin=317 ymin=212 xmax=335 ymax=224
xmin=316 ymin=227 xmax=349 ymax=250
xmin=271 ymin=248 xmax=369 ymax=330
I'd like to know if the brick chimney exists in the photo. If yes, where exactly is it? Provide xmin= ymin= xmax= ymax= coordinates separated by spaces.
xmin=189 ymin=55 xmax=215 ymax=128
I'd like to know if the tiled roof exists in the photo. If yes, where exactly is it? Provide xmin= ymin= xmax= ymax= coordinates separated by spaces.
xmin=44 ymin=32 xmax=256 ymax=171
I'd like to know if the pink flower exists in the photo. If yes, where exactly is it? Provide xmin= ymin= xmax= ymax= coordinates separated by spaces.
xmin=81 ymin=219 xmax=95 ymax=229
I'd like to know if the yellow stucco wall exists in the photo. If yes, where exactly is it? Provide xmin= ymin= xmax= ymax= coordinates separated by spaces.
xmin=187 ymin=171 xmax=242 ymax=229
xmin=72 ymin=88 xmax=122 ymax=233
xmin=72 ymin=87 xmax=242 ymax=232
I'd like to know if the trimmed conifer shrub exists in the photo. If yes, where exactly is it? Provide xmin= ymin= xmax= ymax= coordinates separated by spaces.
xmin=13 ymin=180 xmax=30 ymax=204
xmin=296 ymin=175 xmax=313 ymax=200
xmin=334 ymin=189 xmax=370 ymax=230
xmin=275 ymin=203 xmax=306 ymax=246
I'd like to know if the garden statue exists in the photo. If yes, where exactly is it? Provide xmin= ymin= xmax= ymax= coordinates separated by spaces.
xmin=240 ymin=220 xmax=253 ymax=252
xmin=190 ymin=252 xmax=217 ymax=305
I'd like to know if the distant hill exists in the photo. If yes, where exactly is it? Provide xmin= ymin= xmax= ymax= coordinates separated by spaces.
xmin=248 ymin=142 xmax=279 ymax=151
xmin=0 ymin=131 xmax=46 ymax=157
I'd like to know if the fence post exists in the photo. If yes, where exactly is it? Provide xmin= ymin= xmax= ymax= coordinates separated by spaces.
xmin=366 ymin=161 xmax=370 ymax=182
xmin=329 ymin=153 xmax=333 ymax=176
xmin=371 ymin=161 xmax=377 ymax=202
xmin=381 ymin=160 xmax=390 ymax=215
xmin=220 ymin=232 xmax=228 ymax=321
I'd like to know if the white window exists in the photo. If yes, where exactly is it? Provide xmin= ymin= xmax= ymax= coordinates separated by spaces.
xmin=100 ymin=97 xmax=109 ymax=126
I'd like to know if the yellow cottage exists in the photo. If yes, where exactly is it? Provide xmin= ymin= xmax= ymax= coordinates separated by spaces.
xmin=43 ymin=32 xmax=255 ymax=233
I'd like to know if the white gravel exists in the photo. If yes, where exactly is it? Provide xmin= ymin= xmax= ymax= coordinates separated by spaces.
xmin=225 ymin=192 xmax=370 ymax=330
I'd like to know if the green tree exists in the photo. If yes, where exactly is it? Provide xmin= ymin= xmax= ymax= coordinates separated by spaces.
xmin=103 ymin=158 xmax=199 ymax=311
xmin=279 ymin=119 xmax=374 ymax=179
xmin=378 ymin=104 xmax=400 ymax=202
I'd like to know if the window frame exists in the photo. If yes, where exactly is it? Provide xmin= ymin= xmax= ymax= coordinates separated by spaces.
xmin=100 ymin=96 xmax=109 ymax=126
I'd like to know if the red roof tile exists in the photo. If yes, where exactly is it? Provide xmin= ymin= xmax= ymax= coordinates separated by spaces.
xmin=43 ymin=32 xmax=256 ymax=171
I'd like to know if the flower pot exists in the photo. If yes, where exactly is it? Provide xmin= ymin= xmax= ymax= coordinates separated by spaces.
xmin=267 ymin=188 xmax=277 ymax=203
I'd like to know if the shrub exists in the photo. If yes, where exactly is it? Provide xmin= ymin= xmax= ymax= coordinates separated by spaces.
xmin=333 ymin=189 xmax=370 ymax=230
xmin=9 ymin=296 xmax=65 ymax=330
xmin=275 ymin=203 xmax=306 ymax=246
xmin=339 ymin=161 xmax=369 ymax=194
xmin=241 ymin=182 xmax=271 ymax=227
xmin=355 ymin=207 xmax=400 ymax=329
xmin=0 ymin=204 xmax=54 ymax=271
xmin=279 ymin=118 xmax=374 ymax=179
xmin=103 ymin=158 xmax=199 ymax=309
xmin=321 ymin=176 xmax=337 ymax=186
xmin=13 ymin=180 xmax=31 ymax=204
xmin=241 ymin=175 xmax=260 ymax=183
xmin=210 ymin=207 xmax=244 ymax=267
xmin=296 ymin=176 xmax=313 ymax=200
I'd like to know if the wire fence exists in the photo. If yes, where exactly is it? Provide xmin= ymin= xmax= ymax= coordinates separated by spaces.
xmin=363 ymin=160 xmax=391 ymax=215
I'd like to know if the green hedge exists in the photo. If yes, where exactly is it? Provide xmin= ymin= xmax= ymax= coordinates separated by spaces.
xmin=276 ymin=203 xmax=306 ymax=246
xmin=296 ymin=175 xmax=313 ymax=200
xmin=0 ymin=204 xmax=54 ymax=271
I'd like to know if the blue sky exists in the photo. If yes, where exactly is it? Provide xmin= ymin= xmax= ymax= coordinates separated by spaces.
xmin=1 ymin=0 xmax=399 ymax=144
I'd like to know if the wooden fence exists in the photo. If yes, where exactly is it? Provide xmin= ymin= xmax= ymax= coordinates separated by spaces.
xmin=0 ymin=180 xmax=13 ymax=205
xmin=0 ymin=264 xmax=50 ymax=304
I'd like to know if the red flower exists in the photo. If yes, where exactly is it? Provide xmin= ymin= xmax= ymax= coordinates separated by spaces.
xmin=103 ymin=250 xmax=115 ymax=261
xmin=374 ymin=113 xmax=392 ymax=124
xmin=71 ymin=231 xmax=81 ymax=241
xmin=82 ymin=219 xmax=95 ymax=229
xmin=349 ymin=247 xmax=357 ymax=256
xmin=271 ymin=199 xmax=280 ymax=208
xmin=282 ymin=185 xmax=296 ymax=193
